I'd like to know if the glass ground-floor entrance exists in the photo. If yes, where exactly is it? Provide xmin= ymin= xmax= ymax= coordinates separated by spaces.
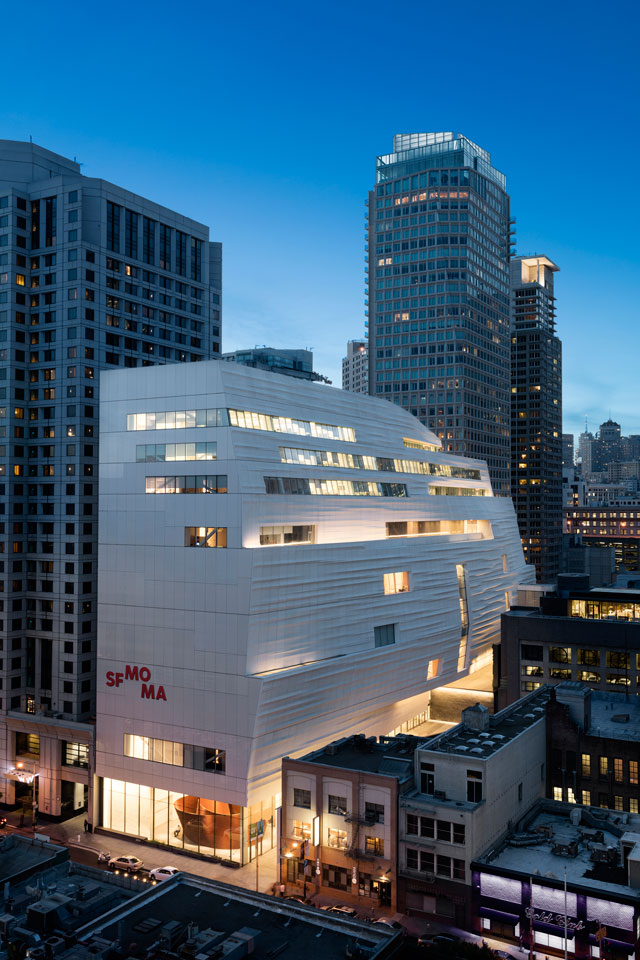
xmin=100 ymin=778 xmax=275 ymax=866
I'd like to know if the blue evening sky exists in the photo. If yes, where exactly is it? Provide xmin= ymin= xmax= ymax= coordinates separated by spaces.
xmin=1 ymin=0 xmax=638 ymax=440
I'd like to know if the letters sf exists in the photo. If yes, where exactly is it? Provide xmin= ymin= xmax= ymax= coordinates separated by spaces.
xmin=105 ymin=664 xmax=167 ymax=701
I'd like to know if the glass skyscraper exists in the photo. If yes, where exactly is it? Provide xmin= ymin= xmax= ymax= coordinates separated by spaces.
xmin=367 ymin=133 xmax=512 ymax=496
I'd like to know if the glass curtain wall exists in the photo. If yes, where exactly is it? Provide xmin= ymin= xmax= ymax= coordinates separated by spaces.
xmin=101 ymin=779 xmax=275 ymax=865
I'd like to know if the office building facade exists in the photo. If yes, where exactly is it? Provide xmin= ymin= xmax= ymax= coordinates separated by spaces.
xmin=342 ymin=340 xmax=368 ymax=394
xmin=0 ymin=140 xmax=221 ymax=819
xmin=96 ymin=360 xmax=532 ymax=865
xmin=510 ymin=255 xmax=562 ymax=581
xmin=367 ymin=132 xmax=512 ymax=496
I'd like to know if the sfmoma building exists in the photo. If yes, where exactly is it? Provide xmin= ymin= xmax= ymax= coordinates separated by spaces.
xmin=95 ymin=361 xmax=532 ymax=863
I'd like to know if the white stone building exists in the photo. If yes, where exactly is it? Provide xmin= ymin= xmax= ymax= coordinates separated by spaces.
xmin=95 ymin=360 xmax=532 ymax=864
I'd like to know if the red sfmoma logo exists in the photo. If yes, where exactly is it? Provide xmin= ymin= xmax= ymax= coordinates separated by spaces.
xmin=105 ymin=664 xmax=167 ymax=701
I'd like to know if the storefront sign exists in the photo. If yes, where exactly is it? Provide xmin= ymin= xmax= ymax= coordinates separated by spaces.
xmin=105 ymin=664 xmax=167 ymax=701
xmin=525 ymin=907 xmax=585 ymax=932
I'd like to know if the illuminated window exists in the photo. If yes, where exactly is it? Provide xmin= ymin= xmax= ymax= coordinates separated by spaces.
xmin=581 ymin=754 xmax=591 ymax=776
xmin=630 ymin=798 xmax=638 ymax=814
xmin=123 ymin=734 xmax=224 ymax=773
xmin=549 ymin=646 xmax=570 ymax=664
xmin=386 ymin=519 xmax=483 ymax=537
xmin=578 ymin=648 xmax=599 ymax=666
xmin=581 ymin=790 xmax=591 ymax=806
xmin=599 ymin=757 xmax=609 ymax=777
xmin=327 ymin=828 xmax=347 ymax=848
xmin=259 ymin=525 xmax=315 ymax=545
xmin=614 ymin=796 xmax=624 ymax=811
xmin=630 ymin=761 xmax=638 ymax=785
xmin=427 ymin=659 xmax=440 ymax=680
xmin=328 ymin=795 xmax=347 ymax=816
xmin=292 ymin=821 xmax=311 ymax=840
xmin=614 ymin=758 xmax=623 ymax=782
xmin=15 ymin=732 xmax=40 ymax=757
xmin=553 ymin=787 xmax=563 ymax=801
xmin=136 ymin=442 xmax=216 ymax=462
xmin=384 ymin=571 xmax=409 ymax=595
xmin=63 ymin=742 xmax=89 ymax=768
xmin=184 ymin=527 xmax=227 ymax=548
xmin=264 ymin=476 xmax=407 ymax=498
xmin=430 ymin=485 xmax=487 ymax=497
xmin=365 ymin=836 xmax=384 ymax=856
xmin=403 ymin=437 xmax=439 ymax=451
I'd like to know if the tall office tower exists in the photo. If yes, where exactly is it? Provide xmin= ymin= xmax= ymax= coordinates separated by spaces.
xmin=577 ymin=430 xmax=594 ymax=476
xmin=0 ymin=141 xmax=221 ymax=818
xmin=562 ymin=434 xmax=574 ymax=468
xmin=342 ymin=339 xmax=368 ymax=393
xmin=367 ymin=132 xmax=512 ymax=496
xmin=510 ymin=255 xmax=562 ymax=582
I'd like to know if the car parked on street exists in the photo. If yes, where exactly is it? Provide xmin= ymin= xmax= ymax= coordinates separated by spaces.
xmin=372 ymin=918 xmax=405 ymax=933
xmin=107 ymin=855 xmax=144 ymax=873
xmin=149 ymin=865 xmax=180 ymax=881
xmin=417 ymin=933 xmax=461 ymax=949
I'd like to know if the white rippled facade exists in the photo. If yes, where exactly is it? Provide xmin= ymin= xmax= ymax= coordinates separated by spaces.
xmin=96 ymin=360 xmax=533 ymax=837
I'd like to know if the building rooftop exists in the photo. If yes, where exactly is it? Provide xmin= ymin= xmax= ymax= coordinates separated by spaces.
xmin=78 ymin=875 xmax=399 ymax=959
xmin=587 ymin=691 xmax=640 ymax=741
xmin=0 ymin=833 xmax=68 ymax=885
xmin=296 ymin=733 xmax=424 ymax=777
xmin=475 ymin=802 xmax=640 ymax=898
xmin=421 ymin=687 xmax=551 ymax=760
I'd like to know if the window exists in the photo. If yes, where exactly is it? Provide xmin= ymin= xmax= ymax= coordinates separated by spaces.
xmin=384 ymin=571 xmax=409 ymax=594
xmin=549 ymin=646 xmax=571 ymax=664
xmin=582 ymin=790 xmax=591 ymax=806
xmin=292 ymin=820 xmax=312 ymax=841
xmin=293 ymin=788 xmax=311 ymax=809
xmin=328 ymin=795 xmax=347 ymax=816
xmin=606 ymin=651 xmax=630 ymax=669
xmin=631 ymin=798 xmax=639 ymax=814
xmin=15 ymin=732 xmax=40 ymax=756
xmin=456 ymin=564 xmax=469 ymax=671
xmin=630 ymin=761 xmax=638 ymax=785
xmin=259 ymin=525 xmax=315 ymax=545
xmin=327 ymin=828 xmax=347 ymax=849
xmin=521 ymin=644 xmax=543 ymax=661
xmin=264 ymin=476 xmax=407 ymax=498
xmin=374 ymin=623 xmax=396 ymax=648
xmin=467 ymin=769 xmax=482 ymax=803
xmin=365 ymin=802 xmax=385 ymax=825
xmin=553 ymin=786 xmax=563 ymax=801
xmin=184 ymin=527 xmax=227 ymax=548
xmin=107 ymin=201 xmax=120 ymax=252
xmin=614 ymin=758 xmax=623 ymax=783
xmin=63 ymin=741 xmax=88 ymax=767
xmin=365 ymin=836 xmax=384 ymax=856
xmin=599 ymin=757 xmax=609 ymax=778
xmin=420 ymin=761 xmax=434 ymax=795
xmin=581 ymin=754 xmax=591 ymax=777
xmin=124 ymin=734 xmax=225 ymax=773
xmin=136 ymin=441 xmax=217 ymax=463
xmin=146 ymin=475 xmax=227 ymax=494
xmin=407 ymin=814 xmax=418 ymax=835
xmin=578 ymin=649 xmax=600 ymax=666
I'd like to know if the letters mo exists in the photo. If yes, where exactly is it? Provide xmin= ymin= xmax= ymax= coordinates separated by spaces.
xmin=105 ymin=664 xmax=167 ymax=701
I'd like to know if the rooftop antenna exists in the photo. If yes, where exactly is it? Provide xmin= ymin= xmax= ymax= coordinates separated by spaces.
xmin=29 ymin=135 xmax=33 ymax=143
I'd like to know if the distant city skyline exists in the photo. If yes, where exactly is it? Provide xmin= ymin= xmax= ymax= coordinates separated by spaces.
xmin=1 ymin=0 xmax=637 ymax=441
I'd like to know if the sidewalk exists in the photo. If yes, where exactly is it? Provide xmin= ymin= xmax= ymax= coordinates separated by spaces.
xmin=3 ymin=811 xmax=279 ymax=895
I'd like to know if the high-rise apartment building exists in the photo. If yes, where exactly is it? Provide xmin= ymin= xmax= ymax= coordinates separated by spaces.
xmin=367 ymin=132 xmax=512 ymax=496
xmin=510 ymin=255 xmax=562 ymax=581
xmin=0 ymin=140 xmax=221 ymax=818
xmin=562 ymin=433 xmax=574 ymax=468
xmin=342 ymin=340 xmax=368 ymax=393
